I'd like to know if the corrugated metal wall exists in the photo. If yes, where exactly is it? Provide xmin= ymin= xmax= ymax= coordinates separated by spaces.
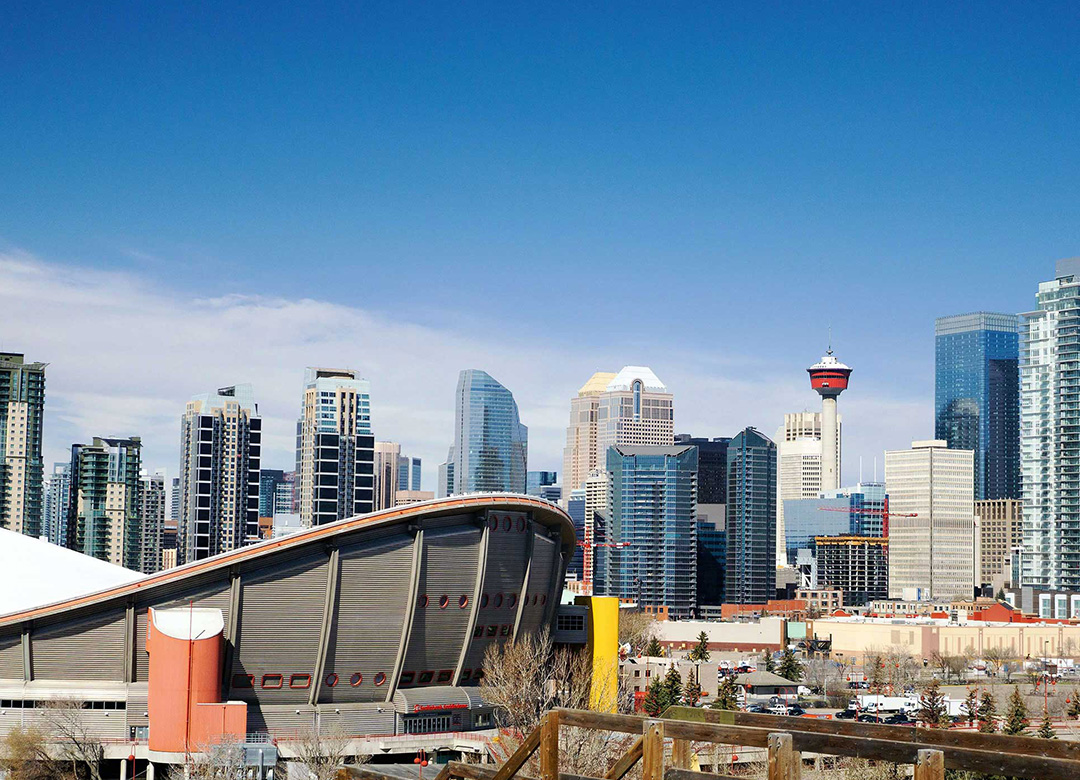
xmin=132 ymin=580 xmax=234 ymax=683
xmin=518 ymin=534 xmax=556 ymax=636
xmin=233 ymin=553 xmax=328 ymax=709
xmin=245 ymin=704 xmax=315 ymax=736
xmin=318 ymin=705 xmax=396 ymax=737
xmin=126 ymin=684 xmax=149 ymax=728
xmin=32 ymin=610 xmax=126 ymax=681
xmin=400 ymin=527 xmax=481 ymax=678
xmin=321 ymin=535 xmax=413 ymax=704
xmin=0 ymin=635 xmax=22 ymax=680
xmin=460 ymin=512 xmax=529 ymax=674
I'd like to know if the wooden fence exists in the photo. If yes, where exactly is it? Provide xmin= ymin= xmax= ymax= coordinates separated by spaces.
xmin=345 ymin=704 xmax=1080 ymax=780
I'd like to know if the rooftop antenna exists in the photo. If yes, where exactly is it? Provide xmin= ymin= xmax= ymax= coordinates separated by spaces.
xmin=828 ymin=325 xmax=833 ymax=355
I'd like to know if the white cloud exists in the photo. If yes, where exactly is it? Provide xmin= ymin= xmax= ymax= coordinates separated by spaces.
xmin=0 ymin=253 xmax=929 ymax=491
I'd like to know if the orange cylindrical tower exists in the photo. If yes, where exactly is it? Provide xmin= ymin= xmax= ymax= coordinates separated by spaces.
xmin=146 ymin=606 xmax=244 ymax=753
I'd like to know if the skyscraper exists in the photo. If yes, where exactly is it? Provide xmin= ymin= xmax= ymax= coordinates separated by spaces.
xmin=562 ymin=372 xmax=617 ymax=496
xmin=373 ymin=441 xmax=402 ymax=510
xmin=67 ymin=436 xmax=143 ymax=570
xmin=43 ymin=461 xmax=71 ymax=545
xmin=258 ymin=469 xmax=285 ymax=517
xmin=0 ymin=353 xmax=47 ymax=537
xmin=566 ymin=488 xmax=586 ymax=582
xmin=138 ymin=469 xmax=167 ymax=574
xmin=935 ymin=312 xmax=1020 ymax=501
xmin=439 ymin=369 xmax=527 ymax=496
xmin=774 ymin=412 xmax=841 ymax=568
xmin=807 ymin=350 xmax=852 ymax=493
xmin=607 ymin=444 xmax=698 ymax=618
xmin=562 ymin=367 xmax=673 ymax=496
xmin=297 ymin=368 xmax=375 ymax=526
xmin=526 ymin=470 xmax=558 ymax=496
xmin=1020 ymin=260 xmax=1080 ymax=590
xmin=179 ymin=385 xmax=262 ymax=563
xmin=674 ymin=435 xmax=731 ymax=504
xmin=885 ymin=440 xmax=974 ymax=600
xmin=397 ymin=455 xmax=422 ymax=492
xmin=724 ymin=427 xmax=777 ymax=605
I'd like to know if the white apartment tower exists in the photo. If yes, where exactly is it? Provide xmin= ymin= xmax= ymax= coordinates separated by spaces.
xmin=885 ymin=440 xmax=975 ymax=600
xmin=297 ymin=368 xmax=375 ymax=527
xmin=0 ymin=353 xmax=47 ymax=537
xmin=1020 ymin=259 xmax=1080 ymax=590
xmin=179 ymin=385 xmax=262 ymax=563
xmin=562 ymin=367 xmax=673 ymax=497
xmin=774 ymin=411 xmax=841 ymax=568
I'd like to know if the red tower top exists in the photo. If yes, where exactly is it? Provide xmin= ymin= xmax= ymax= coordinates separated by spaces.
xmin=807 ymin=349 xmax=852 ymax=398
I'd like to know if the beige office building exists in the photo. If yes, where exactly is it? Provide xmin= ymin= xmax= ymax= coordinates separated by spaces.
xmin=976 ymin=498 xmax=1022 ymax=589
xmin=885 ymin=440 xmax=975 ymax=600
xmin=394 ymin=490 xmax=435 ymax=506
xmin=373 ymin=441 xmax=401 ymax=511
xmin=562 ymin=367 xmax=673 ymax=497
xmin=774 ymin=412 xmax=840 ymax=568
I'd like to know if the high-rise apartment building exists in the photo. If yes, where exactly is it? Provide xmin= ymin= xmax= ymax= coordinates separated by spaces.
xmin=607 ymin=444 xmax=698 ymax=618
xmin=170 ymin=477 xmax=180 ymax=524
xmin=775 ymin=412 xmax=841 ymax=568
xmin=674 ymin=435 xmax=731 ymax=504
xmin=581 ymin=471 xmax=609 ymax=594
xmin=44 ymin=461 xmax=71 ymax=545
xmin=566 ymin=488 xmax=586 ymax=582
xmin=67 ymin=436 xmax=143 ymax=569
xmin=258 ymin=469 xmax=285 ymax=517
xmin=724 ymin=427 xmax=777 ymax=605
xmin=274 ymin=471 xmax=297 ymax=515
xmin=179 ymin=385 xmax=262 ymax=563
xmin=297 ymin=368 xmax=375 ymax=526
xmin=439 ymin=369 xmax=527 ymax=496
xmin=397 ymin=456 xmax=421 ymax=492
xmin=562 ymin=367 xmax=673 ymax=496
xmin=935 ymin=312 xmax=1020 ymax=501
xmin=373 ymin=441 xmax=401 ymax=510
xmin=1020 ymin=259 xmax=1080 ymax=590
xmin=0 ymin=353 xmax=47 ymax=537
xmin=976 ymin=498 xmax=1022 ymax=589
xmin=138 ymin=469 xmax=167 ymax=574
xmin=885 ymin=440 xmax=974 ymax=600
xmin=526 ymin=470 xmax=557 ymax=496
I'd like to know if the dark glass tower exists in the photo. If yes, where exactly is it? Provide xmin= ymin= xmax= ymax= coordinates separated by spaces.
xmin=724 ymin=427 xmax=777 ymax=605
xmin=674 ymin=434 xmax=730 ymax=504
xmin=935 ymin=312 xmax=1020 ymax=500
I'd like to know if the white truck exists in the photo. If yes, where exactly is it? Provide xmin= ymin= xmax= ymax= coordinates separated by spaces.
xmin=854 ymin=695 xmax=919 ymax=714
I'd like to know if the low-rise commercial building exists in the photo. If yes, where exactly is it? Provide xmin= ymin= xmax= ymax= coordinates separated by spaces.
xmin=655 ymin=617 xmax=786 ymax=654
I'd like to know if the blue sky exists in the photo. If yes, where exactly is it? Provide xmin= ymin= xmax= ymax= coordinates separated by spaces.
xmin=1 ymin=3 xmax=1077 ymax=486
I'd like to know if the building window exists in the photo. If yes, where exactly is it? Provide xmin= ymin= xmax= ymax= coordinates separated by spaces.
xmin=374 ymin=672 xmax=387 ymax=686
xmin=324 ymin=673 xmax=339 ymax=688
xmin=439 ymin=594 xmax=450 ymax=609
xmin=231 ymin=674 xmax=255 ymax=689
xmin=418 ymin=671 xmax=434 ymax=684
xmin=437 ymin=669 xmax=453 ymax=683
xmin=418 ymin=594 xmax=429 ymax=608
xmin=556 ymin=613 xmax=585 ymax=632
xmin=289 ymin=674 xmax=312 ymax=689
xmin=459 ymin=594 xmax=469 ymax=608
xmin=350 ymin=673 xmax=363 ymax=687
xmin=261 ymin=674 xmax=283 ymax=689
xmin=400 ymin=672 xmax=415 ymax=686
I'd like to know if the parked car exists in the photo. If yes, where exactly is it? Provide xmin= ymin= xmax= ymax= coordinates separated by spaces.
xmin=786 ymin=705 xmax=806 ymax=717
xmin=884 ymin=713 xmax=911 ymax=725
xmin=857 ymin=713 xmax=885 ymax=723
xmin=835 ymin=709 xmax=857 ymax=719
xmin=747 ymin=705 xmax=769 ymax=713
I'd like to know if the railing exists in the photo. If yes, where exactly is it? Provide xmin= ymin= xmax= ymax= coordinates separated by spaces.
xmin=346 ymin=705 xmax=1080 ymax=780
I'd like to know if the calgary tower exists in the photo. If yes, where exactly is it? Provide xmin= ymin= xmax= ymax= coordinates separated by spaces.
xmin=807 ymin=347 xmax=852 ymax=492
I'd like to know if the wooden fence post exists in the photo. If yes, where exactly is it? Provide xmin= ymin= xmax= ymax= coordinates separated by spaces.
xmin=671 ymin=738 xmax=692 ymax=770
xmin=914 ymin=749 xmax=945 ymax=780
xmin=642 ymin=720 xmax=665 ymax=780
xmin=768 ymin=733 xmax=794 ymax=780
xmin=540 ymin=711 xmax=560 ymax=780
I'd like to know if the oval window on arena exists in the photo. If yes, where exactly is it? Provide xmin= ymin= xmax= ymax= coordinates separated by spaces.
xmin=488 ymin=516 xmax=498 ymax=531
xmin=540 ymin=595 xmax=547 ymax=605
xmin=325 ymin=673 xmax=339 ymax=688
xmin=439 ymin=594 xmax=450 ymax=609
xmin=418 ymin=594 xmax=429 ymax=608
xmin=508 ymin=593 xmax=518 ymax=609
xmin=502 ymin=517 xmax=512 ymax=531
xmin=480 ymin=593 xmax=489 ymax=608
xmin=374 ymin=672 xmax=387 ymax=686
xmin=517 ymin=517 xmax=526 ymax=532
xmin=494 ymin=593 xmax=504 ymax=608
xmin=350 ymin=673 xmax=363 ymax=687
xmin=459 ymin=595 xmax=469 ymax=609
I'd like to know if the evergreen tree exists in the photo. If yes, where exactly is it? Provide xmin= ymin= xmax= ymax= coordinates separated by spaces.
xmin=646 ymin=636 xmax=663 ymax=658
xmin=662 ymin=665 xmax=683 ymax=710
xmin=684 ymin=671 xmax=703 ymax=707
xmin=977 ymin=691 xmax=998 ymax=734
xmin=711 ymin=675 xmax=740 ymax=710
xmin=1069 ymin=689 xmax=1080 ymax=720
xmin=761 ymin=650 xmax=776 ymax=673
xmin=1038 ymin=705 xmax=1057 ymax=739
xmin=918 ymin=678 xmax=949 ymax=728
xmin=689 ymin=631 xmax=711 ymax=662
xmin=961 ymin=688 xmax=979 ymax=727
xmin=1002 ymin=685 xmax=1030 ymax=736
xmin=995 ymin=587 xmax=1006 ymax=602
xmin=778 ymin=648 xmax=803 ymax=682
xmin=642 ymin=678 xmax=664 ymax=717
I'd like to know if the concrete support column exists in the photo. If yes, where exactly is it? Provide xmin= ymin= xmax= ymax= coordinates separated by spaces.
xmin=821 ymin=395 xmax=839 ymax=492
xmin=146 ymin=762 xmax=155 ymax=780
xmin=120 ymin=758 xmax=128 ymax=780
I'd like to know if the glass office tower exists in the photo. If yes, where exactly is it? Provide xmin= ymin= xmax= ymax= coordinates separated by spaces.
xmin=724 ymin=427 xmax=777 ymax=605
xmin=935 ymin=312 xmax=1020 ymax=500
xmin=440 ymin=369 xmax=528 ymax=495
xmin=607 ymin=444 xmax=698 ymax=618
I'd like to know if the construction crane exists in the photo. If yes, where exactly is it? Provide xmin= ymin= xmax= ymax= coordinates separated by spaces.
xmin=815 ymin=505 xmax=917 ymax=537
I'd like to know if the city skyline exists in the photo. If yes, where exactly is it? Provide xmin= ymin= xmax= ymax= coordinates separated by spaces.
xmin=2 ymin=254 xmax=1064 ymax=496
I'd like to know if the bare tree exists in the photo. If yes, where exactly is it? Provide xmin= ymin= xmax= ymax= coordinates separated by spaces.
xmin=0 ymin=725 xmax=57 ymax=780
xmin=481 ymin=628 xmax=633 ymax=777
xmin=618 ymin=610 xmax=657 ymax=656
xmin=183 ymin=738 xmax=247 ymax=779
xmin=40 ymin=699 xmax=104 ymax=780
xmin=291 ymin=725 xmax=359 ymax=780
